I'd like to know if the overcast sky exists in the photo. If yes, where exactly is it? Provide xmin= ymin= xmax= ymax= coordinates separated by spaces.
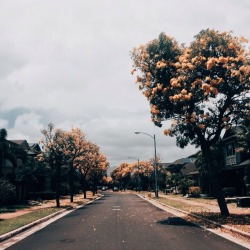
xmin=1 ymin=0 xmax=250 ymax=168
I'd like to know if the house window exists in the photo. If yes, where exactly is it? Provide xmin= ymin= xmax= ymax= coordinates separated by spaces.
xmin=226 ymin=142 xmax=235 ymax=156
xmin=226 ymin=142 xmax=236 ymax=166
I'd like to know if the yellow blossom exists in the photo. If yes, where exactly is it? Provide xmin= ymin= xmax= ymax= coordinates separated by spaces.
xmin=210 ymin=79 xmax=219 ymax=85
xmin=130 ymin=68 xmax=136 ymax=75
xmin=135 ymin=75 xmax=141 ymax=83
xmin=228 ymin=43 xmax=234 ymax=49
xmin=239 ymin=66 xmax=246 ymax=73
xmin=174 ymin=62 xmax=181 ymax=68
xmin=202 ymin=83 xmax=210 ymax=92
xmin=184 ymin=94 xmax=191 ymax=101
xmin=187 ymin=63 xmax=195 ymax=70
xmin=163 ymin=88 xmax=167 ymax=94
xmin=206 ymin=58 xmax=216 ymax=70
xmin=157 ymin=83 xmax=163 ymax=90
xmin=164 ymin=129 xmax=171 ymax=136
xmin=205 ymin=76 xmax=211 ymax=82
xmin=218 ymin=56 xmax=228 ymax=64
xmin=181 ymin=89 xmax=187 ymax=95
xmin=170 ymin=78 xmax=178 ymax=87
xmin=210 ymin=87 xmax=218 ymax=95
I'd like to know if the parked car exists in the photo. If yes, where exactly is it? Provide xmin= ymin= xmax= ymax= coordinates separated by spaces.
xmin=113 ymin=187 xmax=119 ymax=192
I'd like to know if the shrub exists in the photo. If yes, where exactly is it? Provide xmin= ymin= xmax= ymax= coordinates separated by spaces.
xmin=179 ymin=178 xmax=195 ymax=196
xmin=0 ymin=179 xmax=16 ymax=205
xmin=189 ymin=186 xmax=201 ymax=197
xmin=61 ymin=183 xmax=70 ymax=196
xmin=222 ymin=187 xmax=236 ymax=197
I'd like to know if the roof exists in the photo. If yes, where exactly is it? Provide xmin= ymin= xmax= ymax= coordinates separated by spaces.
xmin=10 ymin=140 xmax=30 ymax=150
xmin=237 ymin=159 xmax=250 ymax=167
xmin=180 ymin=162 xmax=197 ymax=176
xmin=173 ymin=158 xmax=192 ymax=165
xmin=29 ymin=143 xmax=41 ymax=152
xmin=222 ymin=126 xmax=246 ymax=142
xmin=186 ymin=171 xmax=199 ymax=176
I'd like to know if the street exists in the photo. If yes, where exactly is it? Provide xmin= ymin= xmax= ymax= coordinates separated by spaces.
xmin=4 ymin=193 xmax=248 ymax=250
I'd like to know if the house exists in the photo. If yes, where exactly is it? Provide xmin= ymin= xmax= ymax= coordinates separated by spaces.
xmin=180 ymin=162 xmax=199 ymax=184
xmin=2 ymin=139 xmax=52 ymax=201
xmin=221 ymin=126 xmax=250 ymax=196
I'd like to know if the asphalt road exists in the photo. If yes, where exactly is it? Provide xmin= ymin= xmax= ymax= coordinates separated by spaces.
xmin=5 ymin=192 xmax=248 ymax=250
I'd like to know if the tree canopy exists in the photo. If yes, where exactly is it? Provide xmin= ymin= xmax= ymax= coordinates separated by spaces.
xmin=131 ymin=29 xmax=250 ymax=216
xmin=131 ymin=29 xmax=250 ymax=148
xmin=38 ymin=124 xmax=108 ymax=206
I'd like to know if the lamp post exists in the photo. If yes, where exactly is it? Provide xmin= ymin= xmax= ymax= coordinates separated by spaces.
xmin=135 ymin=132 xmax=158 ymax=198
xmin=128 ymin=157 xmax=140 ymax=191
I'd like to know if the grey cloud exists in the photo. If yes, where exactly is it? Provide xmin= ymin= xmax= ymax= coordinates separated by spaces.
xmin=0 ymin=0 xmax=249 ymax=167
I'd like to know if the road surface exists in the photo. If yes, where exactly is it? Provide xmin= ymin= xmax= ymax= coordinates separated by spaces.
xmin=4 ymin=192 xmax=248 ymax=250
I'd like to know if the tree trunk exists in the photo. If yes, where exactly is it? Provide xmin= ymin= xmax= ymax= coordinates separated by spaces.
xmin=0 ymin=154 xmax=3 ymax=178
xmin=69 ymin=165 xmax=74 ymax=203
xmin=55 ymin=166 xmax=61 ymax=208
xmin=81 ymin=176 xmax=87 ymax=199
xmin=83 ymin=188 xmax=87 ymax=199
xmin=202 ymin=143 xmax=229 ymax=216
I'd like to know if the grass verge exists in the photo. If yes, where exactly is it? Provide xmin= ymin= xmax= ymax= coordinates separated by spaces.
xmin=156 ymin=196 xmax=250 ymax=233
xmin=0 ymin=207 xmax=61 ymax=235
xmin=158 ymin=197 xmax=210 ymax=213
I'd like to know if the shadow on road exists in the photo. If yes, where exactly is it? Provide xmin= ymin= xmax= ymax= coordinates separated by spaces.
xmin=157 ymin=217 xmax=198 ymax=227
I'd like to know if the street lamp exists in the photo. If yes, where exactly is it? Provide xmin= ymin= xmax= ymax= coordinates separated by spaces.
xmin=134 ymin=132 xmax=158 ymax=198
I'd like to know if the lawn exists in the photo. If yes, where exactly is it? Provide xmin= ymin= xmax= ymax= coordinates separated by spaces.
xmin=156 ymin=195 xmax=250 ymax=234
xmin=0 ymin=207 xmax=61 ymax=235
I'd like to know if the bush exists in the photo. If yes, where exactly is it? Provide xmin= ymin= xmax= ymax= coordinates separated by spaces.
xmin=189 ymin=186 xmax=201 ymax=197
xmin=0 ymin=179 xmax=16 ymax=205
xmin=61 ymin=183 xmax=70 ymax=196
xmin=222 ymin=187 xmax=236 ymax=197
xmin=179 ymin=178 xmax=195 ymax=196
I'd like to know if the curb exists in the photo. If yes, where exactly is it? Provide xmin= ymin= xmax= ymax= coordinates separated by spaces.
xmin=0 ymin=195 xmax=103 ymax=243
xmin=0 ymin=209 xmax=67 ymax=242
xmin=138 ymin=194 xmax=250 ymax=239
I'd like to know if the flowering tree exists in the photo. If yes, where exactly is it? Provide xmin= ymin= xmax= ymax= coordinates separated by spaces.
xmin=111 ymin=160 xmax=156 ymax=191
xmin=74 ymin=141 xmax=108 ymax=198
xmin=39 ymin=123 xmax=67 ymax=207
xmin=75 ymin=141 xmax=97 ymax=198
xmin=63 ymin=128 xmax=87 ymax=202
xmin=111 ymin=163 xmax=132 ymax=190
xmin=88 ymin=148 xmax=108 ymax=195
xmin=131 ymin=29 xmax=250 ymax=216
